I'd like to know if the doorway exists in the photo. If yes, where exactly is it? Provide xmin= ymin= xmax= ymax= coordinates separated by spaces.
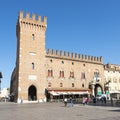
xmin=28 ymin=85 xmax=37 ymax=101
xmin=95 ymin=84 xmax=103 ymax=96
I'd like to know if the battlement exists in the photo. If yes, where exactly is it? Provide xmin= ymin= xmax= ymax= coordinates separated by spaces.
xmin=18 ymin=11 xmax=47 ymax=27
xmin=46 ymin=49 xmax=103 ymax=64
xmin=104 ymin=63 xmax=120 ymax=71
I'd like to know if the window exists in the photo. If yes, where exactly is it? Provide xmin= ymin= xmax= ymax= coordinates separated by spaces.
xmin=32 ymin=62 xmax=35 ymax=69
xmin=72 ymin=62 xmax=74 ymax=65
xmin=94 ymin=72 xmax=99 ymax=78
xmin=70 ymin=72 xmax=74 ymax=78
xmin=72 ymin=83 xmax=74 ymax=87
xmin=60 ymin=71 xmax=64 ymax=78
xmin=50 ymin=59 xmax=52 ymax=63
xmin=82 ymin=84 xmax=84 ymax=88
xmin=48 ymin=70 xmax=53 ymax=77
xmin=83 ymin=64 xmax=85 ymax=67
xmin=32 ymin=34 xmax=35 ymax=40
xmin=113 ymin=78 xmax=117 ymax=83
xmin=60 ymin=83 xmax=63 ymax=87
xmin=48 ymin=82 xmax=51 ymax=87
xmin=81 ymin=72 xmax=85 ymax=79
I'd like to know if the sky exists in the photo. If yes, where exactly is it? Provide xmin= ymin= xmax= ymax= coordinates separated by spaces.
xmin=0 ymin=0 xmax=120 ymax=89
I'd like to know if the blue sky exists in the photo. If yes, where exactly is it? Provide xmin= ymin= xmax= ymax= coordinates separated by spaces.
xmin=0 ymin=0 xmax=120 ymax=89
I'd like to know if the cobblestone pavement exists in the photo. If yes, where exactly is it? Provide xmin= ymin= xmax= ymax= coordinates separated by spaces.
xmin=0 ymin=102 xmax=120 ymax=120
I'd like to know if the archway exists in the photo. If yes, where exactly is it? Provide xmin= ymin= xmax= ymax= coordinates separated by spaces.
xmin=95 ymin=84 xmax=103 ymax=96
xmin=28 ymin=85 xmax=37 ymax=101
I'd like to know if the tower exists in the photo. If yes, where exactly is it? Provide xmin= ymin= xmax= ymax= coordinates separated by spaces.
xmin=15 ymin=11 xmax=47 ymax=103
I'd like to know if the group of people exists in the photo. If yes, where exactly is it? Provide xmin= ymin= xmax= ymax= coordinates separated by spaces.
xmin=64 ymin=96 xmax=89 ymax=107
xmin=64 ymin=97 xmax=74 ymax=107
xmin=92 ymin=96 xmax=106 ymax=104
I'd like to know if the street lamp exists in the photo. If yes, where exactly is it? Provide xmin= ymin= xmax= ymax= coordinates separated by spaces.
xmin=0 ymin=72 xmax=3 ymax=94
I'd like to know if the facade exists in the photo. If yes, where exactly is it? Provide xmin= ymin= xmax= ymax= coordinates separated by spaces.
xmin=10 ymin=11 xmax=110 ymax=103
xmin=0 ymin=88 xmax=10 ymax=98
xmin=104 ymin=63 xmax=120 ymax=99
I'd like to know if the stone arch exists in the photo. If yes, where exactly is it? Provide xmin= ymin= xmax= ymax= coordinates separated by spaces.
xmin=28 ymin=85 xmax=37 ymax=101
xmin=95 ymin=84 xmax=103 ymax=96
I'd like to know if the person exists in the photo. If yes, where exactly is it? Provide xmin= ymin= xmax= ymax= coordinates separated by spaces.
xmin=111 ymin=97 xmax=113 ymax=106
xmin=82 ymin=97 xmax=86 ymax=105
xmin=103 ymin=96 xmax=106 ymax=105
xmin=69 ymin=97 xmax=73 ymax=107
xmin=83 ymin=97 xmax=88 ymax=105
xmin=93 ymin=96 xmax=96 ymax=104
xmin=85 ymin=97 xmax=89 ymax=104
xmin=64 ymin=97 xmax=67 ymax=107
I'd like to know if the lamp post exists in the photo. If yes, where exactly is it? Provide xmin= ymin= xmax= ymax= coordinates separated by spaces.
xmin=0 ymin=72 xmax=3 ymax=94
xmin=104 ymin=80 xmax=111 ymax=99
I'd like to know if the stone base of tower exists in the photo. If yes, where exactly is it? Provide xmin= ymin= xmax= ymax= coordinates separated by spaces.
xmin=17 ymin=97 xmax=47 ymax=104
xmin=16 ymin=92 xmax=47 ymax=103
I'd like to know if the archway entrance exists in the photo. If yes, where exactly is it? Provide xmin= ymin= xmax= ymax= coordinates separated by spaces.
xmin=28 ymin=85 xmax=37 ymax=101
xmin=95 ymin=84 xmax=103 ymax=96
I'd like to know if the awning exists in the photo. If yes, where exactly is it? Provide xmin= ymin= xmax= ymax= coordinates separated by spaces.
xmin=49 ymin=91 xmax=89 ymax=96
xmin=49 ymin=91 xmax=60 ymax=96
xmin=110 ymin=91 xmax=120 ymax=94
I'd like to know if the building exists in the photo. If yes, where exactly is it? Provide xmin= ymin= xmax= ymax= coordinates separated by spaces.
xmin=104 ymin=63 xmax=120 ymax=99
xmin=10 ymin=11 xmax=108 ymax=103
xmin=0 ymin=88 xmax=10 ymax=98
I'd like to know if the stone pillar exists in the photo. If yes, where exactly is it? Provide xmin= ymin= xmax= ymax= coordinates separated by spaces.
xmin=91 ymin=83 xmax=95 ymax=97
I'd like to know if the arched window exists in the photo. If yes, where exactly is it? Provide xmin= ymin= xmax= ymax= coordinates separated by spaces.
xmin=70 ymin=71 xmax=74 ymax=78
xmin=48 ymin=69 xmax=53 ymax=77
xmin=32 ymin=34 xmax=35 ymax=40
xmin=81 ymin=72 xmax=85 ymax=79
xmin=32 ymin=62 xmax=35 ymax=69
xmin=60 ymin=71 xmax=64 ymax=78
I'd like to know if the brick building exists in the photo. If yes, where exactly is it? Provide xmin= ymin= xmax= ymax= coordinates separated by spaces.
xmin=10 ymin=11 xmax=106 ymax=103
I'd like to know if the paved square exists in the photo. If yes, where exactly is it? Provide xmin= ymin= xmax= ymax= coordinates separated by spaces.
xmin=0 ymin=102 xmax=120 ymax=120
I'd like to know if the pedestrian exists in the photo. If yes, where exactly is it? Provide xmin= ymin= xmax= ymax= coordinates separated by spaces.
xmin=93 ymin=96 xmax=96 ymax=104
xmin=111 ymin=97 xmax=113 ymax=106
xmin=70 ymin=97 xmax=73 ymax=107
xmin=103 ymin=96 xmax=106 ymax=105
xmin=82 ymin=97 xmax=86 ymax=105
xmin=64 ymin=97 xmax=67 ymax=107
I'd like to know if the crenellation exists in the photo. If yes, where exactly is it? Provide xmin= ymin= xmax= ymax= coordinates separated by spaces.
xmin=26 ymin=12 xmax=30 ymax=19
xmin=88 ymin=56 xmax=90 ymax=60
xmin=32 ymin=14 xmax=36 ymax=20
xmin=94 ymin=56 xmax=96 ymax=61
xmin=75 ymin=53 xmax=78 ymax=59
xmin=55 ymin=50 xmax=58 ymax=55
xmin=19 ymin=11 xmax=23 ymax=18
xmin=46 ymin=49 xmax=103 ymax=64
xmin=91 ymin=56 xmax=93 ymax=61
xmin=97 ymin=57 xmax=98 ymax=61
xmin=60 ymin=51 xmax=62 ymax=56
xmin=64 ymin=51 xmax=66 ymax=56
xmin=71 ymin=53 xmax=74 ymax=58
xmin=18 ymin=11 xmax=47 ymax=27
xmin=81 ymin=54 xmax=84 ymax=59
xmin=100 ymin=56 xmax=103 ymax=62
xmin=78 ymin=54 xmax=81 ymax=59
xmin=38 ymin=16 xmax=42 ymax=21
